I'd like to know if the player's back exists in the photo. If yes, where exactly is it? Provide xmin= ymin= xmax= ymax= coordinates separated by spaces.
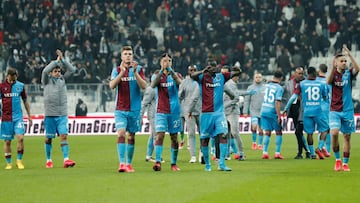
xmin=261 ymin=82 xmax=283 ymax=118
xmin=300 ymin=79 xmax=325 ymax=116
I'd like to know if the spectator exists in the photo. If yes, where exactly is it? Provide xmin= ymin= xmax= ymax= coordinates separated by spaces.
xmin=75 ymin=98 xmax=88 ymax=116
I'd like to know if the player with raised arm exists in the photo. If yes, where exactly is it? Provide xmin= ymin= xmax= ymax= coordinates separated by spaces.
xmin=42 ymin=49 xmax=76 ymax=168
xmin=178 ymin=65 xmax=201 ymax=163
xmin=327 ymin=45 xmax=359 ymax=171
xmin=151 ymin=53 xmax=182 ymax=172
xmin=191 ymin=59 xmax=240 ymax=171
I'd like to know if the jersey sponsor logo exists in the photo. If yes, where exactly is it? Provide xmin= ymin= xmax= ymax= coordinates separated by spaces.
xmin=205 ymin=82 xmax=221 ymax=88
xmin=334 ymin=80 xmax=348 ymax=87
xmin=160 ymin=82 xmax=174 ymax=87
xmin=306 ymin=101 xmax=320 ymax=106
xmin=3 ymin=92 xmax=19 ymax=97
xmin=120 ymin=76 xmax=136 ymax=81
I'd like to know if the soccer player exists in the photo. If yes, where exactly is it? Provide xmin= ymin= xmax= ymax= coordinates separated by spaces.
xmin=260 ymin=70 xmax=284 ymax=159
xmin=151 ymin=53 xmax=182 ymax=172
xmin=41 ymin=49 xmax=76 ymax=168
xmin=140 ymin=71 xmax=158 ymax=162
xmin=109 ymin=46 xmax=147 ymax=172
xmin=327 ymin=45 xmax=359 ymax=172
xmin=0 ymin=67 xmax=32 ymax=170
xmin=223 ymin=66 xmax=250 ymax=160
xmin=179 ymin=65 xmax=201 ymax=163
xmin=283 ymin=67 xmax=310 ymax=159
xmin=191 ymin=59 xmax=240 ymax=171
xmin=316 ymin=64 xmax=331 ymax=157
xmin=284 ymin=67 xmax=329 ymax=160
xmin=243 ymin=72 xmax=266 ymax=151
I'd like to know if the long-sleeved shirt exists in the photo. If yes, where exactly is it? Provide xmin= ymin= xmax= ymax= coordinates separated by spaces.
xmin=243 ymin=83 xmax=266 ymax=117
xmin=178 ymin=76 xmax=201 ymax=117
xmin=140 ymin=85 xmax=156 ymax=120
xmin=223 ymin=79 xmax=240 ymax=115
xmin=41 ymin=60 xmax=76 ymax=116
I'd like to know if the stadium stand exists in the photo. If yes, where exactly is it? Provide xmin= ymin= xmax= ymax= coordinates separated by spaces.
xmin=0 ymin=0 xmax=359 ymax=114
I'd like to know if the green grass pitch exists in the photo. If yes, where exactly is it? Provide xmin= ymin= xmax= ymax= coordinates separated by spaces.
xmin=1 ymin=134 xmax=360 ymax=203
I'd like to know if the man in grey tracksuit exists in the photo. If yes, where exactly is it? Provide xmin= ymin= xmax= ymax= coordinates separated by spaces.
xmin=223 ymin=66 xmax=251 ymax=160
xmin=179 ymin=65 xmax=201 ymax=163
xmin=243 ymin=73 xmax=266 ymax=150
xmin=41 ymin=49 xmax=76 ymax=168
xmin=141 ymin=72 xmax=157 ymax=162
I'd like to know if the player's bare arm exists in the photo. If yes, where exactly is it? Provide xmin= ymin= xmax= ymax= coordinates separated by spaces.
xmin=343 ymin=45 xmax=360 ymax=75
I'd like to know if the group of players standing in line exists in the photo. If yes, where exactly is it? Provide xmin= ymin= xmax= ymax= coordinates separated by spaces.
xmin=0 ymin=45 xmax=358 ymax=173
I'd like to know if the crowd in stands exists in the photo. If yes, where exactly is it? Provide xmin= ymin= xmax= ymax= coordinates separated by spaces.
xmin=0 ymin=0 xmax=359 ymax=85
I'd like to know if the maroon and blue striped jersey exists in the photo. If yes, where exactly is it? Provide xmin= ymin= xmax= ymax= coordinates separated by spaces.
xmin=111 ymin=65 xmax=145 ymax=111
xmin=0 ymin=80 xmax=27 ymax=121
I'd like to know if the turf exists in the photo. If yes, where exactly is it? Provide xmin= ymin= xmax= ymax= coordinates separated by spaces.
xmin=1 ymin=134 xmax=360 ymax=203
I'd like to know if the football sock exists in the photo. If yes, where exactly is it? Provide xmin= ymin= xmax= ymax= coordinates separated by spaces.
xmin=146 ymin=135 xmax=154 ymax=157
xmin=170 ymin=147 xmax=178 ymax=165
xmin=325 ymin=133 xmax=331 ymax=152
xmin=155 ymin=145 xmax=163 ymax=162
xmin=17 ymin=150 xmax=24 ymax=160
xmin=318 ymin=140 xmax=325 ymax=150
xmin=343 ymin=152 xmax=350 ymax=164
xmin=219 ymin=143 xmax=228 ymax=167
xmin=263 ymin=136 xmax=270 ymax=153
xmin=258 ymin=134 xmax=264 ymax=146
xmin=201 ymin=146 xmax=210 ymax=166
xmin=334 ymin=151 xmax=340 ymax=160
xmin=117 ymin=143 xmax=126 ymax=163
xmin=251 ymin=132 xmax=257 ymax=143
xmin=309 ymin=145 xmax=314 ymax=155
xmin=60 ymin=141 xmax=69 ymax=160
xmin=302 ymin=135 xmax=310 ymax=151
xmin=127 ymin=143 xmax=134 ymax=164
xmin=275 ymin=135 xmax=282 ymax=153
xmin=45 ymin=143 xmax=52 ymax=160
xmin=5 ymin=153 xmax=11 ymax=164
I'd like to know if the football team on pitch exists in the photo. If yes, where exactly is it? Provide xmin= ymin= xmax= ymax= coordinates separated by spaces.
xmin=0 ymin=45 xmax=358 ymax=173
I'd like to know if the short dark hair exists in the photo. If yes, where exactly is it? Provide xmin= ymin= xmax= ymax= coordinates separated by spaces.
xmin=274 ymin=70 xmax=283 ymax=78
xmin=335 ymin=53 xmax=345 ymax=58
xmin=161 ymin=53 xmax=172 ymax=59
xmin=222 ymin=65 xmax=230 ymax=71
xmin=319 ymin=64 xmax=327 ymax=73
xmin=6 ymin=67 xmax=18 ymax=76
xmin=307 ymin=66 xmax=316 ymax=76
xmin=206 ymin=59 xmax=217 ymax=67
